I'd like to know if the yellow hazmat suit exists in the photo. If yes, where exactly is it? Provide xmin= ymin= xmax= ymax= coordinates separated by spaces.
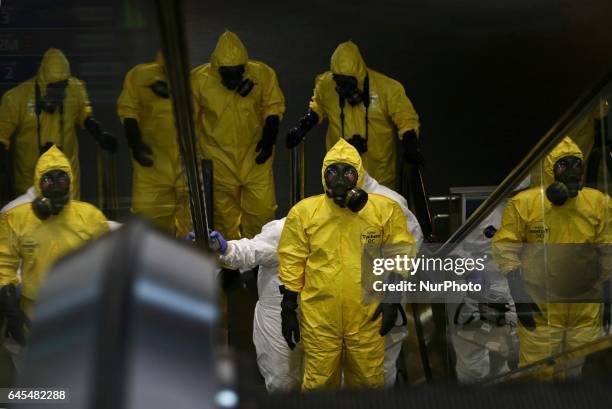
xmin=308 ymin=41 xmax=420 ymax=189
xmin=0 ymin=146 xmax=109 ymax=316
xmin=191 ymin=31 xmax=285 ymax=240
xmin=0 ymin=48 xmax=94 ymax=198
xmin=493 ymin=137 xmax=612 ymax=380
xmin=117 ymin=56 xmax=191 ymax=236
xmin=278 ymin=138 xmax=415 ymax=390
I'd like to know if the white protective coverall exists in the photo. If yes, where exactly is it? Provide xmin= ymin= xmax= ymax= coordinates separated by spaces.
xmin=448 ymin=177 xmax=529 ymax=383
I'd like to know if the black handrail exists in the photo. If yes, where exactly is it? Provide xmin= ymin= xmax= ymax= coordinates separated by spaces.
xmin=436 ymin=69 xmax=612 ymax=255
xmin=481 ymin=334 xmax=612 ymax=385
xmin=155 ymin=0 xmax=211 ymax=248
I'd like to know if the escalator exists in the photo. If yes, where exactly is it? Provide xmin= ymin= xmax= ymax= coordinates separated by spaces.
xmin=420 ymin=70 xmax=612 ymax=384
xmin=7 ymin=1 xmax=612 ymax=407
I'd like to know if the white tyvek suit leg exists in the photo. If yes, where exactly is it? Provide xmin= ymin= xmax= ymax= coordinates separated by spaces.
xmin=449 ymin=201 xmax=519 ymax=383
xmin=253 ymin=303 xmax=303 ymax=391
xmin=220 ymin=218 xmax=303 ymax=392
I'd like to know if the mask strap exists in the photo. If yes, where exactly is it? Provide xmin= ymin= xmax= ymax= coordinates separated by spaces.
xmin=34 ymin=81 xmax=66 ymax=152
xmin=337 ymin=75 xmax=370 ymax=146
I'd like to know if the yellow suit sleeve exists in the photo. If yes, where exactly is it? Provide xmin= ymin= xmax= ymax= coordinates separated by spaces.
xmin=278 ymin=206 xmax=309 ymax=293
xmin=260 ymin=65 xmax=285 ymax=119
xmin=0 ymin=214 xmax=21 ymax=287
xmin=387 ymin=81 xmax=420 ymax=137
xmin=492 ymin=199 xmax=525 ymax=275
xmin=75 ymin=79 xmax=93 ymax=127
xmin=0 ymin=90 xmax=20 ymax=148
xmin=117 ymin=68 xmax=141 ymax=122
xmin=308 ymin=74 xmax=327 ymax=122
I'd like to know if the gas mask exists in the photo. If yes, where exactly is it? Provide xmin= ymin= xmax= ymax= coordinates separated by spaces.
xmin=324 ymin=162 xmax=368 ymax=212
xmin=333 ymin=74 xmax=364 ymax=106
xmin=37 ymin=79 xmax=68 ymax=114
xmin=546 ymin=155 xmax=583 ymax=206
xmin=218 ymin=65 xmax=254 ymax=97
xmin=32 ymin=169 xmax=71 ymax=220
xmin=149 ymin=80 xmax=170 ymax=98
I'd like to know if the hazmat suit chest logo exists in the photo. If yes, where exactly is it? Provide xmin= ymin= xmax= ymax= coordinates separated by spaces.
xmin=527 ymin=221 xmax=550 ymax=242
xmin=361 ymin=227 xmax=382 ymax=245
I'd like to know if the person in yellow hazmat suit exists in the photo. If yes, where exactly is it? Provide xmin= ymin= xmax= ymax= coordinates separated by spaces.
xmin=117 ymin=53 xmax=191 ymax=237
xmin=493 ymin=137 xmax=612 ymax=381
xmin=191 ymin=31 xmax=285 ymax=240
xmin=0 ymin=48 xmax=118 ymax=199
xmin=277 ymin=138 xmax=415 ymax=390
xmin=0 ymin=145 xmax=109 ymax=347
xmin=285 ymin=41 xmax=420 ymax=189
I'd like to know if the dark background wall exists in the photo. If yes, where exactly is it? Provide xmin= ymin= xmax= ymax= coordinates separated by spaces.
xmin=2 ymin=0 xmax=612 ymax=218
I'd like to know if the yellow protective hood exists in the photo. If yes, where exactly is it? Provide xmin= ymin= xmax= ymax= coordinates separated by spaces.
xmin=544 ymin=136 xmax=584 ymax=186
xmin=330 ymin=41 xmax=367 ymax=83
xmin=210 ymin=30 xmax=248 ymax=68
xmin=34 ymin=145 xmax=73 ymax=196
xmin=37 ymin=48 xmax=70 ymax=86
xmin=322 ymin=138 xmax=365 ymax=190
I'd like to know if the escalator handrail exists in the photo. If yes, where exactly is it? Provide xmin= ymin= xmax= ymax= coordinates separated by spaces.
xmin=435 ymin=69 xmax=612 ymax=255
xmin=480 ymin=334 xmax=612 ymax=385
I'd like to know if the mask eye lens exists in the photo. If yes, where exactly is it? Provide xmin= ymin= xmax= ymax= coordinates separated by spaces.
xmin=40 ymin=171 xmax=70 ymax=192
xmin=555 ymin=157 xmax=582 ymax=173
xmin=40 ymin=175 xmax=53 ymax=191
xmin=57 ymin=174 xmax=70 ymax=189
xmin=324 ymin=167 xmax=338 ymax=184
xmin=344 ymin=168 xmax=357 ymax=184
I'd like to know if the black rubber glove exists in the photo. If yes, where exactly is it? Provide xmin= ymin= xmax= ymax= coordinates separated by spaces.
xmin=286 ymin=111 xmax=319 ymax=149
xmin=371 ymin=303 xmax=404 ymax=336
xmin=255 ymin=115 xmax=279 ymax=164
xmin=124 ymin=118 xmax=153 ymax=167
xmin=0 ymin=284 xmax=28 ymax=346
xmin=402 ymin=130 xmax=424 ymax=166
xmin=280 ymin=286 xmax=300 ymax=350
xmin=346 ymin=134 xmax=367 ymax=154
xmin=507 ymin=268 xmax=541 ymax=331
xmin=603 ymin=280 xmax=611 ymax=334
xmin=84 ymin=117 xmax=118 ymax=153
